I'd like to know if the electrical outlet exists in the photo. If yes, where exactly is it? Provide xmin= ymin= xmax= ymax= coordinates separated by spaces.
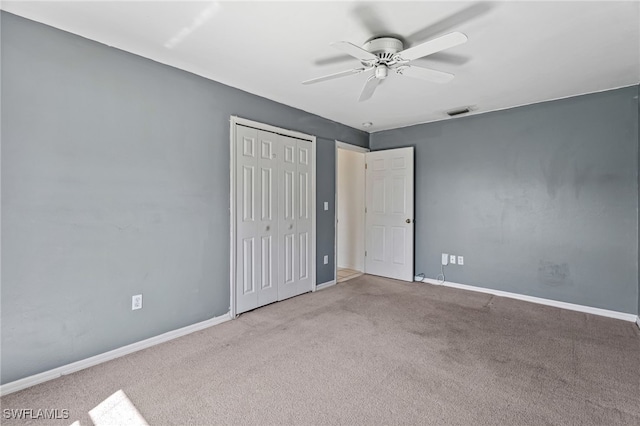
xmin=458 ymin=256 xmax=464 ymax=265
xmin=441 ymin=253 xmax=449 ymax=266
xmin=323 ymin=255 xmax=329 ymax=265
xmin=132 ymin=294 xmax=143 ymax=310
xmin=450 ymin=254 xmax=456 ymax=265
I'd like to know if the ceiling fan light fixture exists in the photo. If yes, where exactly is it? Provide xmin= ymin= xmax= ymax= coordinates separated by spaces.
xmin=375 ymin=65 xmax=388 ymax=79
xmin=304 ymin=31 xmax=468 ymax=102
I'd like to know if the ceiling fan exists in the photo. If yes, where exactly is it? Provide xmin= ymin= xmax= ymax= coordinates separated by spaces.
xmin=303 ymin=31 xmax=468 ymax=101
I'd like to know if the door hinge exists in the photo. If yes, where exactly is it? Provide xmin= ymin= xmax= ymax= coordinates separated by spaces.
xmin=365 ymin=207 xmax=367 ymax=213
xmin=365 ymin=251 xmax=367 ymax=256
xmin=365 ymin=163 xmax=368 ymax=169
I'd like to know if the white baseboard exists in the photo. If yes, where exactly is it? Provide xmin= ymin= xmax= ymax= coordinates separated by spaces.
xmin=415 ymin=277 xmax=637 ymax=323
xmin=337 ymin=265 xmax=362 ymax=272
xmin=0 ymin=312 xmax=232 ymax=396
xmin=316 ymin=279 xmax=337 ymax=290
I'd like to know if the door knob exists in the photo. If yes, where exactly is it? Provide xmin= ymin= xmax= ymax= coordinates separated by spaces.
xmin=406 ymin=219 xmax=411 ymax=224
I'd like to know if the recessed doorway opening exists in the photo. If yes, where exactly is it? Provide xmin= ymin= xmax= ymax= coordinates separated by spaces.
xmin=335 ymin=141 xmax=369 ymax=284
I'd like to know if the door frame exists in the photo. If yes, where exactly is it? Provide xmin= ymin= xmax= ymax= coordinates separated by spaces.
xmin=230 ymin=116 xmax=317 ymax=318
xmin=334 ymin=141 xmax=369 ymax=283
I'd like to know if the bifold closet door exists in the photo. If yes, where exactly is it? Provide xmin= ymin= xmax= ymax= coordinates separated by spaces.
xmin=235 ymin=125 xmax=313 ymax=314
xmin=278 ymin=136 xmax=313 ymax=301
xmin=236 ymin=126 xmax=279 ymax=314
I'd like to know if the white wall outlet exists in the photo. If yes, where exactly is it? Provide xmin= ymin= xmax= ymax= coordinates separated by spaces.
xmin=132 ymin=294 xmax=143 ymax=310
xmin=450 ymin=254 xmax=456 ymax=265
xmin=458 ymin=256 xmax=464 ymax=265
xmin=324 ymin=201 xmax=329 ymax=211
xmin=441 ymin=253 xmax=449 ymax=266
xmin=323 ymin=255 xmax=329 ymax=265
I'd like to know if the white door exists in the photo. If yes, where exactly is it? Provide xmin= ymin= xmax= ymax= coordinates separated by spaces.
xmin=236 ymin=125 xmax=314 ymax=314
xmin=365 ymin=147 xmax=414 ymax=281
xmin=278 ymin=136 xmax=313 ymax=300
xmin=236 ymin=126 xmax=279 ymax=313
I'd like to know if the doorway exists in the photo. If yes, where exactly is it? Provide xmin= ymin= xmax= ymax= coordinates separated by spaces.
xmin=335 ymin=142 xmax=369 ymax=283
xmin=336 ymin=144 xmax=415 ymax=284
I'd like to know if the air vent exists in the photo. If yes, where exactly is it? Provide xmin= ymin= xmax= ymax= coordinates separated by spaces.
xmin=447 ymin=107 xmax=471 ymax=117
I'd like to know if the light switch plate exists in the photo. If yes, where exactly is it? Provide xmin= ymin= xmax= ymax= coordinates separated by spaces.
xmin=324 ymin=202 xmax=329 ymax=211
xmin=323 ymin=255 xmax=329 ymax=264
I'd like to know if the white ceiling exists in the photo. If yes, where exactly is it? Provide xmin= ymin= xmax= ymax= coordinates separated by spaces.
xmin=3 ymin=1 xmax=639 ymax=133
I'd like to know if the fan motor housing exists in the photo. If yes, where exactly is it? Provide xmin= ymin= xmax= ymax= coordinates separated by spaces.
xmin=363 ymin=37 xmax=404 ymax=60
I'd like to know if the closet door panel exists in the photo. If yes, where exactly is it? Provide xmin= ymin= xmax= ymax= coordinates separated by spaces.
xmin=256 ymin=130 xmax=279 ymax=307
xmin=236 ymin=126 xmax=259 ymax=314
xmin=278 ymin=135 xmax=298 ymax=301
xmin=296 ymin=140 xmax=313 ymax=294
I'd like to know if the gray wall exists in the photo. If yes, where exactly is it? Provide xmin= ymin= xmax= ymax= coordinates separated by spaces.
xmin=315 ymin=138 xmax=337 ymax=283
xmin=0 ymin=12 xmax=367 ymax=384
xmin=371 ymin=86 xmax=639 ymax=315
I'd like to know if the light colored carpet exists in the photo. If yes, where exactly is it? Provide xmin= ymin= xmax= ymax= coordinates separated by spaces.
xmin=2 ymin=275 xmax=639 ymax=425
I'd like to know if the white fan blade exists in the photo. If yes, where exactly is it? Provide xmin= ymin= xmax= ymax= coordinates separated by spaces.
xmin=302 ymin=68 xmax=366 ymax=85
xmin=359 ymin=75 xmax=380 ymax=102
xmin=396 ymin=66 xmax=454 ymax=84
xmin=330 ymin=41 xmax=378 ymax=61
xmin=398 ymin=32 xmax=467 ymax=61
